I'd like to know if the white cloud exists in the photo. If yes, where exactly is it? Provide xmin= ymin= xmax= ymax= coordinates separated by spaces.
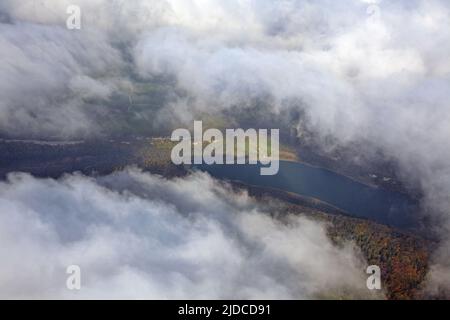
xmin=0 ymin=169 xmax=374 ymax=299
xmin=1 ymin=0 xmax=450 ymax=294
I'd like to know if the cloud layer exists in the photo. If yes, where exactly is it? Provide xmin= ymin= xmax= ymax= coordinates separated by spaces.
xmin=1 ymin=0 xmax=450 ymax=295
xmin=0 ymin=169 xmax=374 ymax=299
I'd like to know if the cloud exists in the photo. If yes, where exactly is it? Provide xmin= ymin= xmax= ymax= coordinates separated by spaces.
xmin=0 ymin=18 xmax=124 ymax=138
xmin=0 ymin=169 xmax=375 ymax=299
xmin=131 ymin=1 xmax=450 ymax=292
xmin=1 ymin=0 xmax=450 ymax=294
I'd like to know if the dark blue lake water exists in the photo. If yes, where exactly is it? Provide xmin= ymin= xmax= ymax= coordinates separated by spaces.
xmin=195 ymin=161 xmax=418 ymax=229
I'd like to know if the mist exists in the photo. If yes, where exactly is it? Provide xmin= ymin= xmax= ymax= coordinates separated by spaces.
xmin=0 ymin=0 xmax=450 ymax=294
xmin=0 ymin=169 xmax=377 ymax=299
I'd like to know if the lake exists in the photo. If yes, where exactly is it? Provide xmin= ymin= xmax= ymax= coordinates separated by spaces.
xmin=194 ymin=161 xmax=418 ymax=229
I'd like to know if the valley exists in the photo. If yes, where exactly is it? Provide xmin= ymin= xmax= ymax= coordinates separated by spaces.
xmin=0 ymin=138 xmax=436 ymax=299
